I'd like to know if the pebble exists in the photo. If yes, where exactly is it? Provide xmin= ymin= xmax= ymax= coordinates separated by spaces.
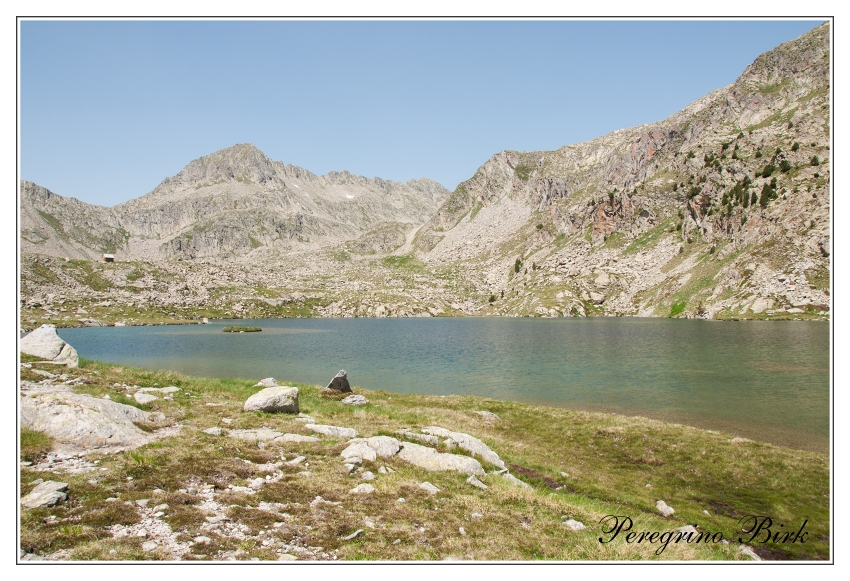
xmin=142 ymin=541 xmax=158 ymax=552
xmin=136 ymin=528 xmax=148 ymax=537
xmin=397 ymin=498 xmax=405 ymax=503
xmin=459 ymin=527 xmax=467 ymax=535
xmin=278 ymin=554 xmax=297 ymax=561
xmin=135 ymin=499 xmax=150 ymax=507
xmin=378 ymin=466 xmax=395 ymax=474
xmin=471 ymin=512 xmax=483 ymax=519
xmin=392 ymin=539 xmax=401 ymax=545
xmin=343 ymin=529 xmax=364 ymax=540
xmin=194 ymin=536 xmax=211 ymax=543
xmin=466 ymin=475 xmax=488 ymax=490
xmin=361 ymin=471 xmax=376 ymax=481
xmin=203 ymin=427 xmax=222 ymax=436
xmin=153 ymin=504 xmax=169 ymax=512
xmin=740 ymin=546 xmax=762 ymax=560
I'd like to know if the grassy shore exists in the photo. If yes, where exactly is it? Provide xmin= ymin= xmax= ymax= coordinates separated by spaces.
xmin=19 ymin=358 xmax=830 ymax=561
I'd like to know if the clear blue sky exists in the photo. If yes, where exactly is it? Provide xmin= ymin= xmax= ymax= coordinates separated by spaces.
xmin=20 ymin=19 xmax=824 ymax=207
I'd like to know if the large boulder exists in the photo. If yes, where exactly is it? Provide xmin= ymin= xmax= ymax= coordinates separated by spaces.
xmin=243 ymin=386 xmax=299 ymax=413
xmin=326 ymin=370 xmax=352 ymax=393
xmin=20 ymin=381 xmax=155 ymax=453
xmin=20 ymin=324 xmax=78 ymax=367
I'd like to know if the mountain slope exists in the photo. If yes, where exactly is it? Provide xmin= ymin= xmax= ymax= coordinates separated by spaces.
xmin=413 ymin=22 xmax=830 ymax=319
xmin=21 ymin=144 xmax=450 ymax=261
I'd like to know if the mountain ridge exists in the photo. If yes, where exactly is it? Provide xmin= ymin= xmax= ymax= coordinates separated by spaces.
xmin=19 ymin=23 xmax=830 ymax=324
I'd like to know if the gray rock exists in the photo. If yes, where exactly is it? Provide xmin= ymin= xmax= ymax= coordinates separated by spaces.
xmin=341 ymin=441 xmax=377 ymax=462
xmin=501 ymin=472 xmax=531 ymax=489
xmin=562 ymin=519 xmax=586 ymax=531
xmin=466 ymin=475 xmax=488 ymax=490
xmin=305 ymin=424 xmax=358 ymax=439
xmin=142 ymin=541 xmax=158 ymax=552
xmin=20 ymin=325 xmax=78 ymax=367
xmin=20 ymin=384 xmax=153 ymax=452
xmin=278 ymin=553 xmax=297 ymax=561
xmin=677 ymin=525 xmax=698 ymax=534
xmin=194 ymin=536 xmax=211 ymax=543
xmin=21 ymin=481 xmax=68 ymax=509
xmin=31 ymin=369 xmax=57 ymax=379
xmin=378 ymin=466 xmax=395 ymax=475
xmin=203 ymin=427 xmax=222 ymax=436
xmin=228 ymin=428 xmax=283 ymax=441
xmin=273 ymin=433 xmax=321 ymax=443
xmin=656 ymin=500 xmax=675 ymax=517
xmin=418 ymin=481 xmax=441 ymax=494
xmin=396 ymin=428 xmax=440 ymax=446
xmin=422 ymin=426 xmax=506 ymax=469
xmin=243 ymin=386 xmax=299 ymax=413
xmin=361 ymin=471 xmax=376 ymax=481
xmin=396 ymin=441 xmax=484 ymax=476
xmin=341 ymin=394 xmax=368 ymax=405
xmin=740 ymin=546 xmax=762 ymax=561
xmin=138 ymin=386 xmax=180 ymax=394
xmin=349 ymin=483 xmax=376 ymax=494
xmin=343 ymin=529 xmax=364 ymax=540
xmin=255 ymin=377 xmax=278 ymax=387
xmin=326 ymin=370 xmax=352 ymax=393
xmin=134 ymin=392 xmax=159 ymax=404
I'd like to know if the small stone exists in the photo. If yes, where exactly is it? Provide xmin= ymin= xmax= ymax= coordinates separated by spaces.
xmin=471 ymin=512 xmax=483 ymax=519
xmin=221 ymin=418 xmax=233 ymax=424
xmin=278 ymin=553 xmax=297 ymax=561
xmin=378 ymin=466 xmax=394 ymax=475
xmin=397 ymin=498 xmax=405 ymax=503
xmin=562 ymin=519 xmax=586 ymax=531
xmin=678 ymin=525 xmax=698 ymax=534
xmin=656 ymin=500 xmax=675 ymax=517
xmin=186 ymin=486 xmax=197 ymax=494
xmin=466 ymin=475 xmax=488 ymax=490
xmin=135 ymin=499 xmax=150 ymax=507
xmin=137 ymin=528 xmax=148 ymax=537
xmin=459 ymin=527 xmax=466 ymax=535
xmin=364 ymin=517 xmax=376 ymax=529
xmin=501 ymin=472 xmax=531 ymax=489
xmin=361 ymin=471 xmax=376 ymax=481
xmin=703 ymin=510 xmax=711 ymax=516
xmin=343 ymin=464 xmax=357 ymax=474
xmin=142 ymin=541 xmax=157 ymax=551
xmin=392 ymin=539 xmax=401 ymax=545
xmin=194 ymin=536 xmax=211 ymax=543
xmin=255 ymin=377 xmax=278 ymax=388
xmin=203 ymin=427 xmax=222 ymax=436
xmin=740 ymin=546 xmax=761 ymax=561
xmin=418 ymin=482 xmax=440 ymax=495
xmin=20 ymin=481 xmax=68 ymax=509
xmin=341 ymin=394 xmax=368 ymax=405
xmin=286 ymin=455 xmax=306 ymax=466
xmin=349 ymin=483 xmax=376 ymax=494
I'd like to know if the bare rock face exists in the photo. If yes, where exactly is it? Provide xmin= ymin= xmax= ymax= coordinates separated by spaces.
xmin=20 ymin=381 xmax=154 ymax=453
xmin=243 ymin=386 xmax=299 ymax=413
xmin=20 ymin=324 xmax=79 ymax=368
xmin=326 ymin=370 xmax=352 ymax=393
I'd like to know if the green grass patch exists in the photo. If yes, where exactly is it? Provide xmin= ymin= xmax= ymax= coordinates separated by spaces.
xmin=20 ymin=428 xmax=53 ymax=463
xmin=622 ymin=219 xmax=675 ymax=256
xmin=669 ymin=301 xmax=686 ymax=317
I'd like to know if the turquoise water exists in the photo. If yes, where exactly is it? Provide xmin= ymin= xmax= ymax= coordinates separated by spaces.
xmin=57 ymin=317 xmax=830 ymax=452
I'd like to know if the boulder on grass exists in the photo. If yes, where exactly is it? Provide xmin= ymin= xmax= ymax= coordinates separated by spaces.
xmin=21 ymin=481 xmax=68 ymax=509
xmin=243 ymin=386 xmax=299 ymax=413
xmin=326 ymin=370 xmax=352 ymax=393
xmin=20 ymin=324 xmax=79 ymax=367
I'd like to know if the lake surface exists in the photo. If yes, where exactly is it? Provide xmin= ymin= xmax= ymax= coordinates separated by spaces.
xmin=58 ymin=318 xmax=830 ymax=453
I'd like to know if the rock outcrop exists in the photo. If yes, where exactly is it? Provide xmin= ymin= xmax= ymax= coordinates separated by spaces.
xmin=20 ymin=381 xmax=158 ymax=453
xmin=20 ymin=325 xmax=78 ymax=367
xmin=325 ymin=370 xmax=352 ymax=393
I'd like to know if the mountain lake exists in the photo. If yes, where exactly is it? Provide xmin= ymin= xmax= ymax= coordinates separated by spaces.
xmin=58 ymin=317 xmax=830 ymax=453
